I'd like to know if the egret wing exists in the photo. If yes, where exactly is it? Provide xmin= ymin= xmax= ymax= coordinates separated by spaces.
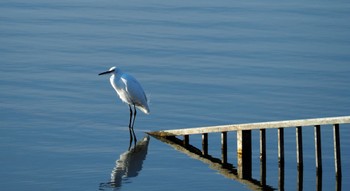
xmin=122 ymin=74 xmax=149 ymax=114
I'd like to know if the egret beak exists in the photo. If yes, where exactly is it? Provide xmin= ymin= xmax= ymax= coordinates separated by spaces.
xmin=99 ymin=70 xmax=113 ymax=76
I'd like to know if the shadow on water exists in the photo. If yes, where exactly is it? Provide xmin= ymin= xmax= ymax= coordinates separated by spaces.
xmin=150 ymin=135 xmax=275 ymax=191
xmin=150 ymin=135 xmax=343 ymax=191
xmin=99 ymin=135 xmax=150 ymax=191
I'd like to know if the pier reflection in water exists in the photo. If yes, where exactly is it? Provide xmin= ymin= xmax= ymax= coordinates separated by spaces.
xmin=100 ymin=136 xmax=150 ymax=190
xmin=151 ymin=135 xmax=342 ymax=191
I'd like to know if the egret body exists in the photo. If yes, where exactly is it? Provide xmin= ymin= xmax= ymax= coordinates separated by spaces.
xmin=99 ymin=66 xmax=149 ymax=149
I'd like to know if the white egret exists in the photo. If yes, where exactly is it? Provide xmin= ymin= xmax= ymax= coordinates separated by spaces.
xmin=99 ymin=66 xmax=150 ymax=149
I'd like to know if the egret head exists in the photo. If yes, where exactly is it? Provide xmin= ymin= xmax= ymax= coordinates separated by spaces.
xmin=99 ymin=66 xmax=117 ymax=76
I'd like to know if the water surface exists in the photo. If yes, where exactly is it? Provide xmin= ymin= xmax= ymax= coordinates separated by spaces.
xmin=1 ymin=0 xmax=350 ymax=190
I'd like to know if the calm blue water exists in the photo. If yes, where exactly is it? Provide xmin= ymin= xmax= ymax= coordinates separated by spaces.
xmin=1 ymin=0 xmax=350 ymax=190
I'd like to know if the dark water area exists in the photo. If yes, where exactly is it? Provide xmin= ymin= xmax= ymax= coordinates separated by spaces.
xmin=1 ymin=0 xmax=350 ymax=190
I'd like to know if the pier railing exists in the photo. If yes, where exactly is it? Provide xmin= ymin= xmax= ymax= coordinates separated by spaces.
xmin=149 ymin=116 xmax=349 ymax=190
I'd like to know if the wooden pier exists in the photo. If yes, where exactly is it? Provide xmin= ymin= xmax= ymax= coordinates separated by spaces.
xmin=149 ymin=116 xmax=349 ymax=190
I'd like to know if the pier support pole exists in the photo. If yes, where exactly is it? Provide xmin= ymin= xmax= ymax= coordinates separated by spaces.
xmin=296 ymin=126 xmax=303 ymax=169
xmin=278 ymin=128 xmax=285 ymax=191
xmin=202 ymin=133 xmax=208 ymax=156
xmin=314 ymin=125 xmax=322 ymax=172
xmin=237 ymin=130 xmax=252 ymax=179
xmin=183 ymin=135 xmax=189 ymax=147
xmin=333 ymin=124 xmax=342 ymax=177
xmin=260 ymin=129 xmax=266 ymax=186
xmin=221 ymin=132 xmax=227 ymax=164
xmin=278 ymin=128 xmax=284 ymax=165
xmin=297 ymin=164 xmax=304 ymax=191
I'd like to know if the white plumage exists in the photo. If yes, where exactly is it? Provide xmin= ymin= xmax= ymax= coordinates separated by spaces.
xmin=99 ymin=66 xmax=149 ymax=149
xmin=108 ymin=67 xmax=149 ymax=114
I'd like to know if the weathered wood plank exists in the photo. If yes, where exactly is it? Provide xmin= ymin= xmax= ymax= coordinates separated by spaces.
xmin=148 ymin=116 xmax=350 ymax=136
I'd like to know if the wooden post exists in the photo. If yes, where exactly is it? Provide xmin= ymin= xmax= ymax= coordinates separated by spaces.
xmin=237 ymin=130 xmax=252 ymax=179
xmin=260 ymin=129 xmax=266 ymax=186
xmin=297 ymin=164 xmax=303 ymax=191
xmin=296 ymin=126 xmax=304 ymax=191
xmin=202 ymin=133 xmax=208 ymax=156
xmin=278 ymin=128 xmax=285 ymax=191
xmin=278 ymin=128 xmax=284 ymax=165
xmin=314 ymin=125 xmax=322 ymax=171
xmin=316 ymin=168 xmax=322 ymax=191
xmin=147 ymin=116 xmax=350 ymax=187
xmin=221 ymin=132 xmax=227 ymax=164
xmin=278 ymin=157 xmax=285 ymax=191
xmin=296 ymin=126 xmax=303 ymax=168
xmin=333 ymin=124 xmax=342 ymax=177
xmin=336 ymin=174 xmax=342 ymax=191
xmin=260 ymin=129 xmax=266 ymax=161
xmin=183 ymin=135 xmax=189 ymax=146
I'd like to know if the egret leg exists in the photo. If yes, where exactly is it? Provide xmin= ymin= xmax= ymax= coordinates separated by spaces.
xmin=128 ymin=105 xmax=133 ymax=150
xmin=131 ymin=104 xmax=137 ymax=146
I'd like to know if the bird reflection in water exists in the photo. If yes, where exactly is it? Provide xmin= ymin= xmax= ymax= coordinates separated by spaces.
xmin=99 ymin=135 xmax=150 ymax=190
